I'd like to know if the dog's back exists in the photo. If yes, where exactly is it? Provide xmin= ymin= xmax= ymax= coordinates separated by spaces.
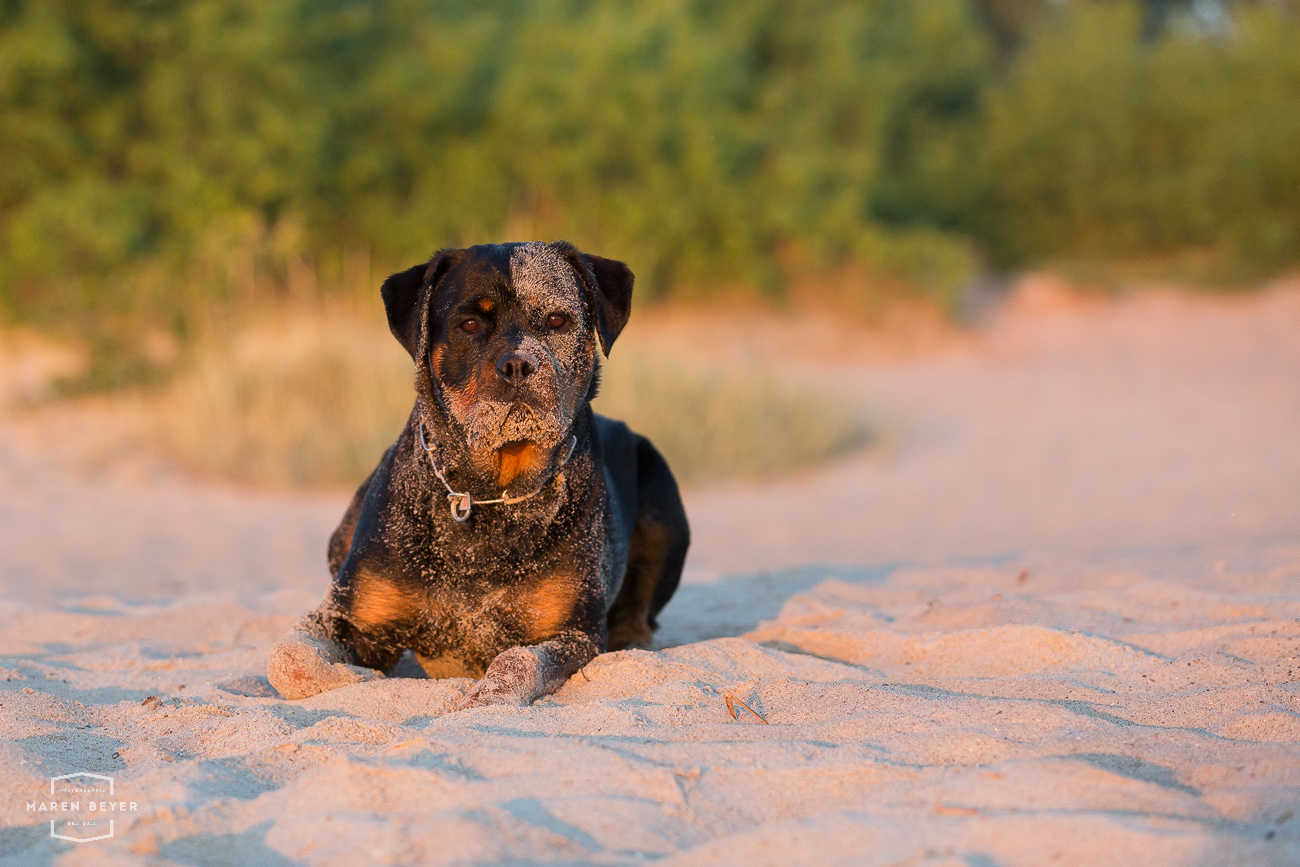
xmin=598 ymin=414 xmax=689 ymax=650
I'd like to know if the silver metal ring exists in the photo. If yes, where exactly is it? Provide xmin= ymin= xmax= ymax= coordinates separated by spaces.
xmin=449 ymin=492 xmax=472 ymax=522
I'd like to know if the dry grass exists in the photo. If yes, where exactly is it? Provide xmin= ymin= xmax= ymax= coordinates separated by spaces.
xmin=148 ymin=305 xmax=414 ymax=488
xmin=593 ymin=346 xmax=868 ymax=484
xmin=142 ymin=304 xmax=868 ymax=489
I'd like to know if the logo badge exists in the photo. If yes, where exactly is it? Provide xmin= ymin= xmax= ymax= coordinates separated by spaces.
xmin=27 ymin=772 xmax=137 ymax=843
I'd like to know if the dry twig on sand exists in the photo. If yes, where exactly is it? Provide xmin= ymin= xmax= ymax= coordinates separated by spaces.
xmin=723 ymin=692 xmax=768 ymax=724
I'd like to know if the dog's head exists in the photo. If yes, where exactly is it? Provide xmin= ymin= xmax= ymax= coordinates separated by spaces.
xmin=382 ymin=241 xmax=633 ymax=492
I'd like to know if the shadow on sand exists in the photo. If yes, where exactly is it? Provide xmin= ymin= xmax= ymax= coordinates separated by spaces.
xmin=653 ymin=563 xmax=899 ymax=648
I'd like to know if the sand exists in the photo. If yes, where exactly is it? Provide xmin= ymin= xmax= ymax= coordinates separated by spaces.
xmin=2 ymin=277 xmax=1300 ymax=865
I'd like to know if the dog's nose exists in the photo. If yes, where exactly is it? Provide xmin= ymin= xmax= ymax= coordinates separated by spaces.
xmin=495 ymin=351 xmax=538 ymax=385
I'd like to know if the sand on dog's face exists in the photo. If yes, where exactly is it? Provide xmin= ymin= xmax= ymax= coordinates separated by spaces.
xmin=427 ymin=242 xmax=597 ymax=491
xmin=3 ymin=279 xmax=1300 ymax=864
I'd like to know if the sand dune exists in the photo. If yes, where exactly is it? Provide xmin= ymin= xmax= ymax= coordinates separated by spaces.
xmin=2 ymin=279 xmax=1300 ymax=865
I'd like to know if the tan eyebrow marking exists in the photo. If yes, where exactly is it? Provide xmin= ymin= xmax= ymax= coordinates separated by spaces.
xmin=477 ymin=298 xmax=495 ymax=313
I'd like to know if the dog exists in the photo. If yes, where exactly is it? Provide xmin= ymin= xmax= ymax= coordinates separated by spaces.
xmin=267 ymin=241 xmax=689 ymax=708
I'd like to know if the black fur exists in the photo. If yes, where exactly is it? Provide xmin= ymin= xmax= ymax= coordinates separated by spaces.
xmin=269 ymin=241 xmax=689 ymax=708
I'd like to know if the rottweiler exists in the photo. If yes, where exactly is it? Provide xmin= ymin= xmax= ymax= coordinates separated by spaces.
xmin=267 ymin=241 xmax=689 ymax=708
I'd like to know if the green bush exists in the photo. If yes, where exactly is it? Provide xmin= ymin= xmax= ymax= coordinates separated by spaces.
xmin=2 ymin=0 xmax=1299 ymax=377
xmin=975 ymin=3 xmax=1300 ymax=270
xmin=0 ymin=0 xmax=989 ymax=352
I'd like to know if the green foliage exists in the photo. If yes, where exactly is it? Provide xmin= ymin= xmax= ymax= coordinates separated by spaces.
xmin=1 ymin=0 xmax=1299 ymax=370
xmin=975 ymin=3 xmax=1300 ymax=270
xmin=0 ymin=1 xmax=310 ymax=305
xmin=287 ymin=0 xmax=994 ymax=297
xmin=0 ymin=0 xmax=989 ymax=343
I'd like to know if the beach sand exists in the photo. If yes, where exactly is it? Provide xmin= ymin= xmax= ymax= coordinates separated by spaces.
xmin=2 ymin=277 xmax=1299 ymax=865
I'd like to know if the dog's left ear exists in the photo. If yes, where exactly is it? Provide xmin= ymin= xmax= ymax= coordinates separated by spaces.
xmin=381 ymin=250 xmax=462 ymax=360
xmin=551 ymin=242 xmax=634 ymax=356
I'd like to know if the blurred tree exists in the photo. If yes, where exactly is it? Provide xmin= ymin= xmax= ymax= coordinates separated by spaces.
xmin=975 ymin=1 xmax=1300 ymax=268
xmin=972 ymin=0 xmax=1050 ymax=55
xmin=0 ymin=0 xmax=1297 ymax=379
xmin=1142 ymin=0 xmax=1192 ymax=39
xmin=0 ymin=0 xmax=316 ymax=317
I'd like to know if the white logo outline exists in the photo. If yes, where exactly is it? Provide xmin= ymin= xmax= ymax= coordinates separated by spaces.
xmin=47 ymin=772 xmax=116 ymax=843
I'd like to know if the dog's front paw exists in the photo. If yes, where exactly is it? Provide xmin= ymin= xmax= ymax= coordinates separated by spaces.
xmin=454 ymin=647 xmax=542 ymax=710
xmin=455 ymin=676 xmax=529 ymax=711
xmin=267 ymin=629 xmax=382 ymax=700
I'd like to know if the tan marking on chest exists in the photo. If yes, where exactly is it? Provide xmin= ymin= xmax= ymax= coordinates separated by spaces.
xmin=519 ymin=574 xmax=581 ymax=641
xmin=349 ymin=568 xmax=418 ymax=629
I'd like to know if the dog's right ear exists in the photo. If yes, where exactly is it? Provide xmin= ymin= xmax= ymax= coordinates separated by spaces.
xmin=381 ymin=250 xmax=461 ymax=360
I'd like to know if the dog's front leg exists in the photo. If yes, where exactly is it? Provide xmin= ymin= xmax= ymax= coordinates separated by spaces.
xmin=457 ymin=629 xmax=600 ymax=709
xmin=267 ymin=608 xmax=385 ymax=700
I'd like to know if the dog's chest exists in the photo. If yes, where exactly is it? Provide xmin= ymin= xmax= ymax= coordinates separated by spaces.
xmin=410 ymin=567 xmax=588 ymax=674
xmin=379 ymin=454 xmax=611 ymax=670
xmin=402 ymin=517 xmax=592 ymax=644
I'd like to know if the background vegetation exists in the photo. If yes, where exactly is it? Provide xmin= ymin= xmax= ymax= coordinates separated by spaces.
xmin=143 ymin=301 xmax=868 ymax=487
xmin=3 ymin=0 xmax=1298 ymax=385
xmin=0 ymin=0 xmax=1296 ymax=488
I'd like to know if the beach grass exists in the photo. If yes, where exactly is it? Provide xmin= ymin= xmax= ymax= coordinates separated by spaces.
xmin=142 ymin=304 xmax=868 ymax=489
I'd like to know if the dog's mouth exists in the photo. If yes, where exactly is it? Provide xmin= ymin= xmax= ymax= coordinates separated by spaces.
xmin=452 ymin=398 xmax=572 ymax=491
xmin=496 ymin=440 xmax=544 ymax=490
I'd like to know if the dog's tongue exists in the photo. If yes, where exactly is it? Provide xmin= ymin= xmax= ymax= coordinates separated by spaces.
xmin=496 ymin=441 xmax=541 ymax=490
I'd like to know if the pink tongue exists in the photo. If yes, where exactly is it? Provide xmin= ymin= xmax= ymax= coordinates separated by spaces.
xmin=497 ymin=441 xmax=537 ymax=489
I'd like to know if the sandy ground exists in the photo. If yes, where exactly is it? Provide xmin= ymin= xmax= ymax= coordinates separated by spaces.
xmin=2 ymin=277 xmax=1300 ymax=866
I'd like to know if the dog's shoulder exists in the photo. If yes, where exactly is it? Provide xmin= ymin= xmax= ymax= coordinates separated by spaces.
xmin=588 ymin=413 xmax=639 ymax=586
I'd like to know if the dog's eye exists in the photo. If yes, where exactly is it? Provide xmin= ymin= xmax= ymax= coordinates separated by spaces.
xmin=546 ymin=313 xmax=567 ymax=329
xmin=459 ymin=319 xmax=480 ymax=334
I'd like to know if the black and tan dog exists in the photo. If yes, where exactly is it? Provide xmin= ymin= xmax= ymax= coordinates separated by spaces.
xmin=267 ymin=241 xmax=689 ymax=708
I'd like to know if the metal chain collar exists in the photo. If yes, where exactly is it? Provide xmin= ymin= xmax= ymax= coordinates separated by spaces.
xmin=417 ymin=423 xmax=577 ymax=522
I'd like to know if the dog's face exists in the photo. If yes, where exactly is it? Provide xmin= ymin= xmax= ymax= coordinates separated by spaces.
xmin=381 ymin=241 xmax=633 ymax=492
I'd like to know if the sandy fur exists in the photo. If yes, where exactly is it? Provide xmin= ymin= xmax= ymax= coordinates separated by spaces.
xmin=428 ymin=242 xmax=597 ymax=495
